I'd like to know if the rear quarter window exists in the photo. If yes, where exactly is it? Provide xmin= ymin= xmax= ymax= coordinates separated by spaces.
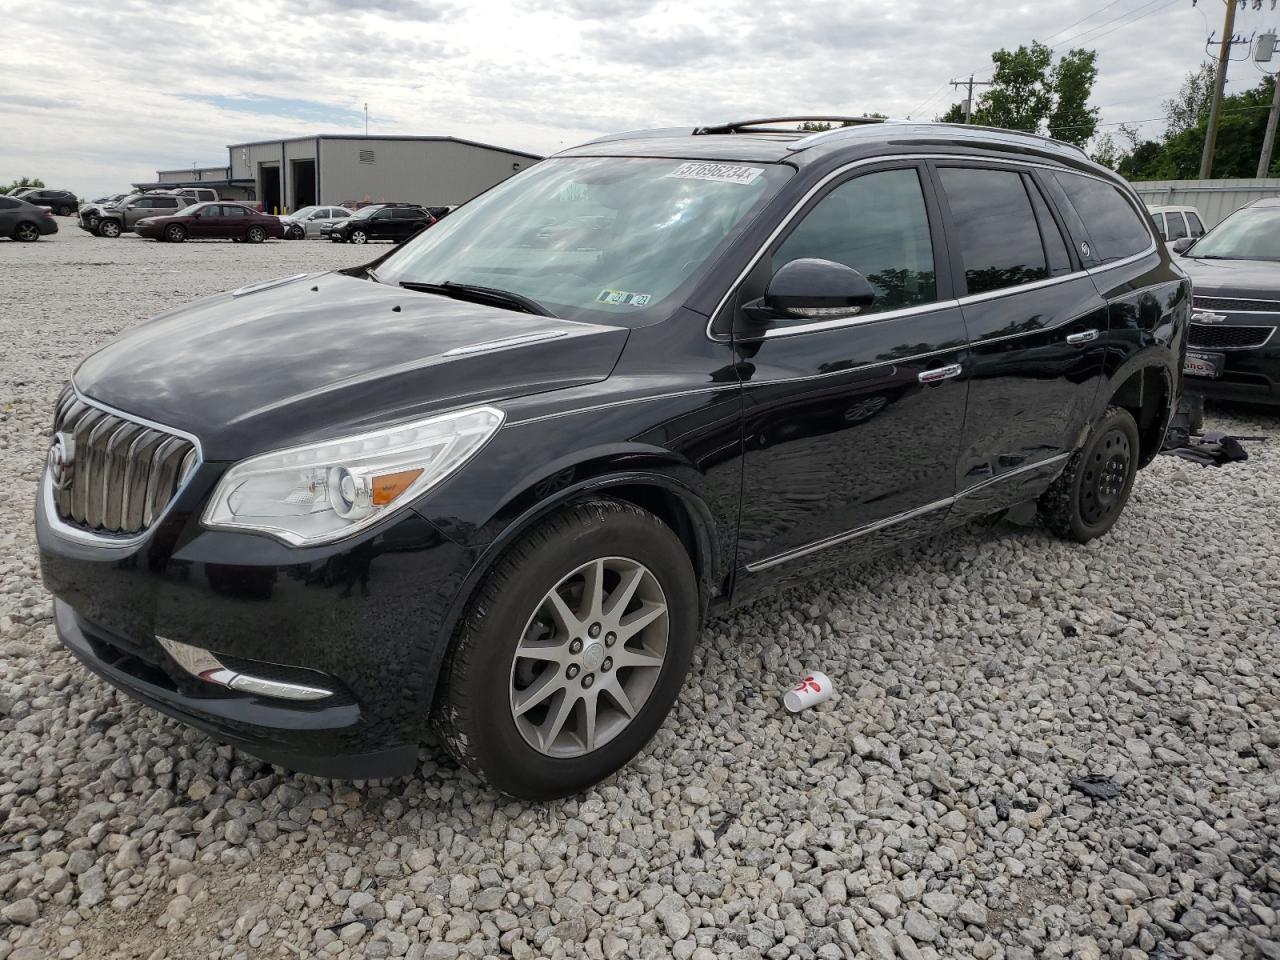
xmin=1053 ymin=172 xmax=1152 ymax=263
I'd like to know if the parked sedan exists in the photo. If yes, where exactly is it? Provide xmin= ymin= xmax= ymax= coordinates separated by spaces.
xmin=1176 ymin=197 xmax=1280 ymax=424
xmin=280 ymin=205 xmax=351 ymax=239
xmin=134 ymin=202 xmax=286 ymax=243
xmin=324 ymin=203 xmax=434 ymax=244
xmin=0 ymin=195 xmax=58 ymax=241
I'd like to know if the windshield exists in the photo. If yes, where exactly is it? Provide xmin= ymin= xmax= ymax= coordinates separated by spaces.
xmin=289 ymin=206 xmax=318 ymax=220
xmin=1190 ymin=205 xmax=1280 ymax=260
xmin=374 ymin=157 xmax=791 ymax=323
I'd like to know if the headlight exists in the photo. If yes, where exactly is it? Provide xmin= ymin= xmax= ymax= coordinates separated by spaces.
xmin=202 ymin=406 xmax=504 ymax=545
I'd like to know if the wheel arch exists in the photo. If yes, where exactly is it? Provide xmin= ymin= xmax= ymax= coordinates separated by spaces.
xmin=1098 ymin=359 xmax=1174 ymax=467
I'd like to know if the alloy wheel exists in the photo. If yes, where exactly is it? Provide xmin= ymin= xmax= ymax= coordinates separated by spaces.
xmin=509 ymin=557 xmax=669 ymax=758
xmin=1080 ymin=428 xmax=1131 ymax=525
xmin=165 ymin=225 xmax=185 ymax=242
xmin=15 ymin=223 xmax=39 ymax=242
xmin=351 ymin=230 xmax=368 ymax=244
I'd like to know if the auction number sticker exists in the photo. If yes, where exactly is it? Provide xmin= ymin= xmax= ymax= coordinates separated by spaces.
xmin=665 ymin=162 xmax=763 ymax=185
xmin=597 ymin=289 xmax=653 ymax=306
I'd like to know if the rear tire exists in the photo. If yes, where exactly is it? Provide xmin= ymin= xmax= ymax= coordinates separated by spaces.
xmin=57 ymin=205 xmax=72 ymax=217
xmin=13 ymin=222 xmax=40 ymax=242
xmin=246 ymin=225 xmax=266 ymax=244
xmin=1039 ymin=406 xmax=1140 ymax=543
xmin=164 ymin=224 xmax=186 ymax=243
xmin=435 ymin=498 xmax=698 ymax=800
xmin=97 ymin=219 xmax=121 ymax=238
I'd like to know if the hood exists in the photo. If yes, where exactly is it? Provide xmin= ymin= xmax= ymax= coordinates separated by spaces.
xmin=74 ymin=272 xmax=628 ymax=460
xmin=1179 ymin=256 xmax=1280 ymax=300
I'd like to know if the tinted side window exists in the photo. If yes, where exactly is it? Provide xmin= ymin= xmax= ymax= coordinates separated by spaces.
xmin=1151 ymin=212 xmax=1168 ymax=240
xmin=156 ymin=198 xmax=181 ymax=209
xmin=1166 ymin=213 xmax=1188 ymax=241
xmin=0 ymin=197 xmax=16 ymax=209
xmin=224 ymin=205 xmax=248 ymax=217
xmin=1052 ymin=172 xmax=1152 ymax=262
xmin=1026 ymin=176 xmax=1073 ymax=277
xmin=772 ymin=168 xmax=938 ymax=316
xmin=938 ymin=167 xmax=1047 ymax=295
xmin=1186 ymin=211 xmax=1205 ymax=237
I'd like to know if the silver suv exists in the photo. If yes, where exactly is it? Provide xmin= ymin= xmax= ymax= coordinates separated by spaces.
xmin=88 ymin=193 xmax=188 ymax=238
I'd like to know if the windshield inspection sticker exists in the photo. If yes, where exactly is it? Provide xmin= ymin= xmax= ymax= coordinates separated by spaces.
xmin=597 ymin=289 xmax=653 ymax=306
xmin=665 ymin=162 xmax=763 ymax=185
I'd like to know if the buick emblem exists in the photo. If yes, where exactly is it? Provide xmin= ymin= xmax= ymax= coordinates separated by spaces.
xmin=1192 ymin=310 xmax=1227 ymax=324
xmin=48 ymin=432 xmax=75 ymax=491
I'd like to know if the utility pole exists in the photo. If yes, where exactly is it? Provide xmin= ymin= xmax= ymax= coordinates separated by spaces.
xmin=1257 ymin=32 xmax=1280 ymax=176
xmin=1200 ymin=0 xmax=1239 ymax=179
xmin=950 ymin=75 xmax=994 ymax=123
xmin=364 ymin=103 xmax=369 ymax=136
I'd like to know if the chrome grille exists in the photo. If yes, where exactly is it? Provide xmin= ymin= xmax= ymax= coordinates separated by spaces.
xmin=1188 ymin=324 xmax=1275 ymax=350
xmin=1193 ymin=296 xmax=1280 ymax=313
xmin=50 ymin=388 xmax=197 ymax=536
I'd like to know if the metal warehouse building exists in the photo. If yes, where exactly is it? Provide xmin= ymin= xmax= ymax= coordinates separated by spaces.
xmin=226 ymin=134 xmax=542 ymax=214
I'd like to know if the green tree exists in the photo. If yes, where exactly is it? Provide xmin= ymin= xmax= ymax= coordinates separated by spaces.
xmin=1163 ymin=63 xmax=1216 ymax=135
xmin=3 ymin=176 xmax=45 ymax=194
xmin=937 ymin=43 xmax=1099 ymax=146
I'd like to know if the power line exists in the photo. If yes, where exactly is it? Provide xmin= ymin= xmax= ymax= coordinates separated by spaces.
xmin=1053 ymin=0 xmax=1182 ymax=49
xmin=1040 ymin=0 xmax=1132 ymax=43
xmin=1049 ymin=101 xmax=1274 ymax=132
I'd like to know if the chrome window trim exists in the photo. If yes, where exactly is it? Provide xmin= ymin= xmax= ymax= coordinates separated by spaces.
xmin=508 ymin=384 xmax=740 ymax=427
xmin=744 ymin=452 xmax=1069 ymax=573
xmin=41 ymin=386 xmax=204 ymax=548
xmin=705 ymin=153 xmax=1157 ymax=343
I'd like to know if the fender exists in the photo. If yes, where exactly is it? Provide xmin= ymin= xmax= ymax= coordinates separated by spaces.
xmin=1092 ymin=352 xmax=1177 ymax=466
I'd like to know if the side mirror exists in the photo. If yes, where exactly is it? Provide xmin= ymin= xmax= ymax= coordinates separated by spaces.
xmin=747 ymin=258 xmax=876 ymax=324
xmin=1171 ymin=237 xmax=1194 ymax=255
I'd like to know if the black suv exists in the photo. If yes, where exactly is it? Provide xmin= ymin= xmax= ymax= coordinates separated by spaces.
xmin=324 ymin=203 xmax=434 ymax=243
xmin=20 ymin=188 xmax=78 ymax=216
xmin=37 ymin=118 xmax=1187 ymax=799
xmin=1173 ymin=197 xmax=1280 ymax=423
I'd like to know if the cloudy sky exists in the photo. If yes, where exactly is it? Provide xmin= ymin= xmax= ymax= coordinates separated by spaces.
xmin=0 ymin=0 xmax=1273 ymax=196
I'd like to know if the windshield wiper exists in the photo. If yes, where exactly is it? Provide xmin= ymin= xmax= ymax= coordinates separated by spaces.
xmin=399 ymin=280 xmax=557 ymax=317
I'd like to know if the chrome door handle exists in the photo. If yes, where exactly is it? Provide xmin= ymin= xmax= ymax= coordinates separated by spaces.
xmin=1066 ymin=329 xmax=1100 ymax=345
xmin=918 ymin=363 xmax=962 ymax=383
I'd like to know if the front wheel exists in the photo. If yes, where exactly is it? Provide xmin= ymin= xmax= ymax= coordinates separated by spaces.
xmin=1039 ymin=406 xmax=1140 ymax=543
xmin=164 ymin=224 xmax=186 ymax=243
xmin=287 ymin=224 xmax=305 ymax=240
xmin=96 ymin=219 xmax=121 ymax=238
xmin=245 ymin=225 xmax=266 ymax=244
xmin=435 ymin=499 xmax=698 ymax=800
xmin=349 ymin=229 xmax=368 ymax=244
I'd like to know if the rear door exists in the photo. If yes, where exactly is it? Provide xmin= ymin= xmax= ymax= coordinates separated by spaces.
xmin=730 ymin=161 xmax=969 ymax=598
xmin=219 ymin=204 xmax=250 ymax=238
xmin=931 ymin=161 xmax=1109 ymax=521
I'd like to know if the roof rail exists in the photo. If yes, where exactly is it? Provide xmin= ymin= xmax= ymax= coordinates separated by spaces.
xmin=693 ymin=116 xmax=888 ymax=135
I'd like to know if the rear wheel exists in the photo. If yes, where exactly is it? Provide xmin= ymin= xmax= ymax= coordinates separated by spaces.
xmin=1039 ymin=406 xmax=1140 ymax=543
xmin=164 ymin=224 xmax=186 ymax=243
xmin=97 ymin=219 xmax=121 ymax=238
xmin=13 ymin=222 xmax=40 ymax=242
xmin=245 ymin=225 xmax=266 ymax=244
xmin=57 ymin=205 xmax=72 ymax=217
xmin=350 ymin=229 xmax=368 ymax=244
xmin=435 ymin=499 xmax=698 ymax=800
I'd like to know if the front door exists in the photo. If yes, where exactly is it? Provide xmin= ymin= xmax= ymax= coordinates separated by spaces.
xmin=930 ymin=162 xmax=1109 ymax=520
xmin=728 ymin=162 xmax=969 ymax=599
xmin=190 ymin=204 xmax=224 ymax=239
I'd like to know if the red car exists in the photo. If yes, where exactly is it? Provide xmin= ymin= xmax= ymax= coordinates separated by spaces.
xmin=134 ymin=202 xmax=285 ymax=243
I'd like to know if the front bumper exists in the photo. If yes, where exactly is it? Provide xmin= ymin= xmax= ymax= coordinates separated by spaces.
xmin=37 ymin=465 xmax=477 ymax=779
xmin=1183 ymin=322 xmax=1280 ymax=406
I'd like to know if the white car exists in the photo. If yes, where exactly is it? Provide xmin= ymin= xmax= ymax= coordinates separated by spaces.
xmin=279 ymin=205 xmax=352 ymax=239
xmin=1147 ymin=205 xmax=1206 ymax=252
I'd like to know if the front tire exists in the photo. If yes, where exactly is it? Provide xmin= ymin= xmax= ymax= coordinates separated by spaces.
xmin=349 ymin=229 xmax=368 ymax=244
xmin=1039 ymin=406 xmax=1140 ymax=543
xmin=97 ymin=219 xmax=121 ymax=238
xmin=435 ymin=499 xmax=698 ymax=800
xmin=164 ymin=224 xmax=186 ymax=243
xmin=287 ymin=224 xmax=305 ymax=240
xmin=246 ymin=225 xmax=266 ymax=244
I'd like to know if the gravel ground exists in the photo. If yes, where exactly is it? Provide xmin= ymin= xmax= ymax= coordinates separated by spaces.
xmin=1 ymin=226 xmax=1278 ymax=960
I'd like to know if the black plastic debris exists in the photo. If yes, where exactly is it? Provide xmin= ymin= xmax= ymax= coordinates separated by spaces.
xmin=1069 ymin=774 xmax=1123 ymax=801
xmin=1161 ymin=428 xmax=1257 ymax=467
